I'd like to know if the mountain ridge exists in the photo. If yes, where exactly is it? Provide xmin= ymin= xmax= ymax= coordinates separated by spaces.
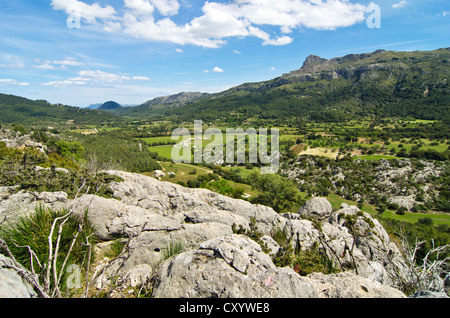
xmin=1 ymin=47 xmax=449 ymax=124
xmin=142 ymin=47 xmax=450 ymax=122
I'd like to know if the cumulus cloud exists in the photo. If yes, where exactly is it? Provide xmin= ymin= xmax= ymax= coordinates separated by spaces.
xmin=50 ymin=0 xmax=117 ymax=23
xmin=212 ymin=66 xmax=224 ymax=73
xmin=52 ymin=0 xmax=368 ymax=48
xmin=124 ymin=0 xmax=155 ymax=16
xmin=150 ymin=0 xmax=180 ymax=16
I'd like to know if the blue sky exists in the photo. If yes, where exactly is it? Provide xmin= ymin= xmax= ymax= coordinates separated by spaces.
xmin=0 ymin=0 xmax=449 ymax=107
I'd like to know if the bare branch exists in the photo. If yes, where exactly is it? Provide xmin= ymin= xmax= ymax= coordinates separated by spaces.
xmin=12 ymin=243 xmax=42 ymax=275
xmin=0 ymin=239 xmax=49 ymax=298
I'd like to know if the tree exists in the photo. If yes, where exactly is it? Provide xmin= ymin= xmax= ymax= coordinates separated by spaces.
xmin=248 ymin=171 xmax=302 ymax=213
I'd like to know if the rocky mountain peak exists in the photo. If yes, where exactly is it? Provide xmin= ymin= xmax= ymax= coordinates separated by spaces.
xmin=301 ymin=54 xmax=329 ymax=69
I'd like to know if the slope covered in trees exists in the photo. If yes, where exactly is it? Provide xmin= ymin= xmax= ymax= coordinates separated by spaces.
xmin=0 ymin=93 xmax=120 ymax=125
xmin=120 ymin=48 xmax=450 ymax=123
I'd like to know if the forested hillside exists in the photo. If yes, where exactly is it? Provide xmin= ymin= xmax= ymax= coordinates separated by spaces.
xmin=0 ymin=94 xmax=120 ymax=125
xmin=123 ymin=48 xmax=450 ymax=123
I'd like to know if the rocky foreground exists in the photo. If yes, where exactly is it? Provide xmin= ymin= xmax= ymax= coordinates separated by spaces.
xmin=0 ymin=170 xmax=446 ymax=298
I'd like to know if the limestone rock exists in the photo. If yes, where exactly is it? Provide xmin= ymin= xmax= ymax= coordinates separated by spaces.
xmin=0 ymin=190 xmax=68 ymax=226
xmin=297 ymin=197 xmax=333 ymax=219
xmin=152 ymin=235 xmax=318 ymax=298
xmin=307 ymin=272 xmax=406 ymax=298
xmin=71 ymin=194 xmax=182 ymax=240
xmin=0 ymin=254 xmax=38 ymax=298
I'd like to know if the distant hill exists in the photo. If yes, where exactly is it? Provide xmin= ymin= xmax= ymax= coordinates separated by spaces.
xmin=122 ymin=47 xmax=450 ymax=122
xmin=141 ymin=92 xmax=210 ymax=109
xmin=0 ymin=93 xmax=120 ymax=126
xmin=87 ymin=103 xmax=102 ymax=109
xmin=116 ymin=92 xmax=210 ymax=117
xmin=98 ymin=101 xmax=122 ymax=110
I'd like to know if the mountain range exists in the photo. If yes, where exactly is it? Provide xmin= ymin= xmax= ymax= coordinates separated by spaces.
xmin=0 ymin=47 xmax=449 ymax=125
xmin=106 ymin=47 xmax=449 ymax=122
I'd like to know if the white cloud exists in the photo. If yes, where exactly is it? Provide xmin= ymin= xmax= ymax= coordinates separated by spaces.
xmin=50 ymin=0 xmax=117 ymax=23
xmin=43 ymin=70 xmax=150 ymax=87
xmin=233 ymin=50 xmax=242 ymax=54
xmin=52 ymin=0 xmax=368 ymax=48
xmin=43 ymin=79 xmax=87 ymax=87
xmin=124 ymin=0 xmax=155 ymax=16
xmin=212 ymin=66 xmax=224 ymax=73
xmin=34 ymin=57 xmax=84 ymax=70
xmin=35 ymin=64 xmax=57 ymax=70
xmin=204 ymin=66 xmax=224 ymax=73
xmin=150 ymin=0 xmax=180 ymax=16
xmin=0 ymin=79 xmax=30 ymax=86
xmin=175 ymin=48 xmax=184 ymax=53
xmin=443 ymin=11 xmax=449 ymax=17
xmin=132 ymin=76 xmax=151 ymax=80
xmin=235 ymin=0 xmax=366 ymax=30
xmin=0 ymin=63 xmax=26 ymax=69
xmin=52 ymin=58 xmax=84 ymax=66
xmin=76 ymin=70 xmax=131 ymax=83
xmin=392 ymin=1 xmax=407 ymax=9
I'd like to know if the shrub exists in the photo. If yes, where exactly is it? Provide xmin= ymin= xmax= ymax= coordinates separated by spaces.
xmin=0 ymin=205 xmax=97 ymax=294
xmin=396 ymin=207 xmax=407 ymax=215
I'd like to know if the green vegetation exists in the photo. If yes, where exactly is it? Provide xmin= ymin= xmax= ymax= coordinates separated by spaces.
xmin=0 ymin=140 xmax=123 ymax=198
xmin=77 ymin=130 xmax=162 ymax=173
xmin=117 ymin=48 xmax=450 ymax=123
xmin=0 ymin=205 xmax=97 ymax=295
xmin=380 ymin=217 xmax=450 ymax=264
xmin=163 ymin=241 xmax=185 ymax=260
xmin=0 ymin=93 xmax=120 ymax=126
xmin=0 ymin=47 xmax=449 ymax=296
xmin=248 ymin=171 xmax=305 ymax=213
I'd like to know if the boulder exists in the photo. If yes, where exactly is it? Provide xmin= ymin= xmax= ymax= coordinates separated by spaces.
xmin=0 ymin=254 xmax=38 ymax=298
xmin=297 ymin=197 xmax=333 ymax=219
xmin=307 ymin=272 xmax=406 ymax=298
xmin=0 ymin=190 xmax=68 ymax=226
xmin=152 ymin=235 xmax=318 ymax=298
xmin=71 ymin=194 xmax=182 ymax=240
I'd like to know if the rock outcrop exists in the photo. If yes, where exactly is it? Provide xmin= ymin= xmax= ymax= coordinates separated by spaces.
xmin=153 ymin=235 xmax=319 ymax=298
xmin=0 ymin=170 xmax=413 ymax=298
xmin=152 ymin=234 xmax=405 ymax=298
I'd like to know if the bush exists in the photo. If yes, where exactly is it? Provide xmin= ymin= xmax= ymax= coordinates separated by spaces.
xmin=418 ymin=217 xmax=433 ymax=226
xmin=248 ymin=171 xmax=303 ymax=213
xmin=396 ymin=207 xmax=407 ymax=215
